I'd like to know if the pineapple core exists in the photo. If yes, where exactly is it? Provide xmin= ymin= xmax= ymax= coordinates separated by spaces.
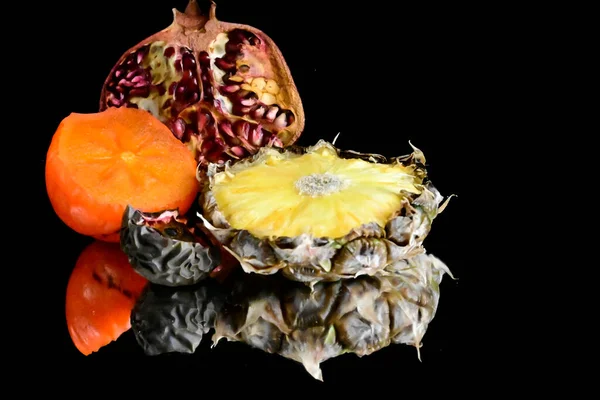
xmin=211 ymin=145 xmax=422 ymax=239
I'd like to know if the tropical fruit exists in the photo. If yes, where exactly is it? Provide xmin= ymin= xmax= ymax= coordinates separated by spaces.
xmin=198 ymin=140 xmax=449 ymax=283
xmin=130 ymin=253 xmax=452 ymax=380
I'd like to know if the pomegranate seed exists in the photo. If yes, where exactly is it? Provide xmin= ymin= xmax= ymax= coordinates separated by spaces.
xmin=219 ymin=121 xmax=235 ymax=137
xmin=213 ymin=136 xmax=226 ymax=147
xmin=188 ymin=92 xmax=199 ymax=103
xmin=252 ymin=106 xmax=266 ymax=119
xmin=226 ymin=41 xmax=242 ymax=54
xmin=229 ymin=146 xmax=246 ymax=158
xmin=265 ymin=106 xmax=279 ymax=122
xmin=108 ymin=98 xmax=122 ymax=107
xmin=168 ymin=82 xmax=177 ymax=95
xmin=129 ymin=87 xmax=150 ymax=97
xmin=249 ymin=36 xmax=261 ymax=46
xmin=172 ymin=118 xmax=186 ymax=139
xmin=182 ymin=69 xmax=193 ymax=80
xmin=182 ymin=55 xmax=196 ymax=70
xmin=198 ymin=51 xmax=210 ymax=64
xmin=228 ymin=29 xmax=247 ymax=44
xmin=197 ymin=112 xmax=210 ymax=132
xmin=250 ymin=126 xmax=264 ymax=146
xmin=270 ymin=137 xmax=283 ymax=148
xmin=201 ymin=139 xmax=215 ymax=153
xmin=240 ymin=97 xmax=257 ymax=107
xmin=234 ymin=121 xmax=250 ymax=140
xmin=164 ymin=47 xmax=175 ymax=58
xmin=274 ymin=112 xmax=288 ymax=128
xmin=221 ymin=85 xmax=240 ymax=93
xmin=286 ymin=111 xmax=295 ymax=125
xmin=215 ymin=58 xmax=235 ymax=71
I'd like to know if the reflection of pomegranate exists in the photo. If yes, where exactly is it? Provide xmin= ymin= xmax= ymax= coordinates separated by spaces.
xmin=100 ymin=0 xmax=305 ymax=167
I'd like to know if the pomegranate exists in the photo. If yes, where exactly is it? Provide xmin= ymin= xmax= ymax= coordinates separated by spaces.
xmin=100 ymin=0 xmax=305 ymax=166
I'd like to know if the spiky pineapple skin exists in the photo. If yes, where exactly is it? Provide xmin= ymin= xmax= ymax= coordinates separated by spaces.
xmin=198 ymin=141 xmax=447 ymax=284
xmin=211 ymin=253 xmax=452 ymax=381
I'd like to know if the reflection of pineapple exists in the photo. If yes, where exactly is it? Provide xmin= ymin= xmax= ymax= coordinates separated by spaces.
xmin=212 ymin=253 xmax=453 ymax=381
xmin=199 ymin=140 xmax=450 ymax=283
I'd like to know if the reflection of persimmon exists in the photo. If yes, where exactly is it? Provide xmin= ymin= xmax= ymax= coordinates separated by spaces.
xmin=66 ymin=240 xmax=148 ymax=355
xmin=45 ymin=107 xmax=199 ymax=242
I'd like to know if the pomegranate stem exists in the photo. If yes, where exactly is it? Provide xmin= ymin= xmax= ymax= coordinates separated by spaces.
xmin=185 ymin=0 xmax=202 ymax=16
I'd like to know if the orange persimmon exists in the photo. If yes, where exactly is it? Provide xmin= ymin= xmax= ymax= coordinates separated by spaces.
xmin=45 ymin=107 xmax=199 ymax=242
xmin=66 ymin=240 xmax=148 ymax=355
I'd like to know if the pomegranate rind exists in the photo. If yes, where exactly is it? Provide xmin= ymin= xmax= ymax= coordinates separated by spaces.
xmin=99 ymin=1 xmax=305 ymax=164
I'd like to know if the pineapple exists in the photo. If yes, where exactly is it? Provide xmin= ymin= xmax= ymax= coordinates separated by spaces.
xmin=198 ymin=140 xmax=450 ymax=283
xmin=212 ymin=253 xmax=453 ymax=381
xmin=131 ymin=253 xmax=453 ymax=381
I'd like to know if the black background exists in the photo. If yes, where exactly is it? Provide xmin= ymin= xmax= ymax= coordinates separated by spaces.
xmin=32 ymin=0 xmax=514 ymax=394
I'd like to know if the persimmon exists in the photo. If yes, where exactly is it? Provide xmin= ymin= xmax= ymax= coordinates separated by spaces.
xmin=45 ymin=107 xmax=199 ymax=242
xmin=66 ymin=240 xmax=148 ymax=355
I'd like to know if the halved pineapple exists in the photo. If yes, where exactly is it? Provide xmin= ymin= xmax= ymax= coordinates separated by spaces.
xmin=212 ymin=253 xmax=453 ymax=381
xmin=198 ymin=140 xmax=449 ymax=283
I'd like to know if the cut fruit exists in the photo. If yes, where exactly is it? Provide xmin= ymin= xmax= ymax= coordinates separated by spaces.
xmin=128 ymin=253 xmax=453 ymax=381
xmin=99 ymin=0 xmax=305 ymax=167
xmin=212 ymin=253 xmax=453 ymax=381
xmin=45 ymin=107 xmax=200 ymax=241
xmin=199 ymin=140 xmax=449 ymax=283
xmin=66 ymin=241 xmax=148 ymax=355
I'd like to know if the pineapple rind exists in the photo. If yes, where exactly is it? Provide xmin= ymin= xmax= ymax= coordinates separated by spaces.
xmin=198 ymin=141 xmax=447 ymax=284
xmin=211 ymin=253 xmax=451 ymax=381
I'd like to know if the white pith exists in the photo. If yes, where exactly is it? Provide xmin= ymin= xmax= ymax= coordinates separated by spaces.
xmin=208 ymin=33 xmax=234 ymax=114
xmin=129 ymin=41 xmax=179 ymax=122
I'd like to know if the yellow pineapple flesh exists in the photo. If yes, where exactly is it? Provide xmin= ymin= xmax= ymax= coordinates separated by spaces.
xmin=211 ymin=143 xmax=423 ymax=239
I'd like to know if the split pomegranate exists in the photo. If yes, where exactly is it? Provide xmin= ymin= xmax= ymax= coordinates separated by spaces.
xmin=100 ymin=0 xmax=305 ymax=167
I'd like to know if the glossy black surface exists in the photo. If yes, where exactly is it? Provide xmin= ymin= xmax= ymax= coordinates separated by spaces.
xmin=36 ymin=0 xmax=496 ymax=393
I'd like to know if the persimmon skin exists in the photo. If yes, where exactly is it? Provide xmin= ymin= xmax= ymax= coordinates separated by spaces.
xmin=66 ymin=240 xmax=148 ymax=355
xmin=45 ymin=107 xmax=199 ymax=241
